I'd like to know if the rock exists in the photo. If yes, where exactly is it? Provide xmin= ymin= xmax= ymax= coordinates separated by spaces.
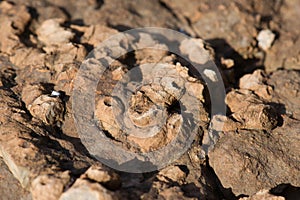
xmin=209 ymin=116 xmax=300 ymax=196
xmin=257 ymin=29 xmax=275 ymax=51
xmin=209 ymin=114 xmax=242 ymax=132
xmin=0 ymin=1 xmax=31 ymax=55
xmin=36 ymin=19 xmax=74 ymax=46
xmin=72 ymin=24 xmax=118 ymax=47
xmin=9 ymin=48 xmax=46 ymax=69
xmin=59 ymin=179 xmax=116 ymax=200
xmin=0 ymin=87 xmax=92 ymax=193
xmin=264 ymin=0 xmax=300 ymax=72
xmin=267 ymin=70 xmax=300 ymax=120
xmin=239 ymin=69 xmax=273 ymax=100
xmin=44 ymin=43 xmax=86 ymax=63
xmin=94 ymin=62 xmax=208 ymax=153
xmin=0 ymin=158 xmax=32 ymax=200
xmin=192 ymin=2 xmax=257 ymax=58
xmin=265 ymin=35 xmax=300 ymax=72
xmin=31 ymin=171 xmax=70 ymax=200
xmin=221 ymin=57 xmax=234 ymax=69
xmin=157 ymin=186 xmax=195 ymax=200
xmin=53 ymin=63 xmax=79 ymax=95
xmin=157 ymin=165 xmax=187 ymax=184
xmin=0 ymin=89 xmax=47 ymax=188
xmin=225 ymin=89 xmax=278 ymax=130
xmin=22 ymin=84 xmax=64 ymax=125
xmin=179 ymin=38 xmax=212 ymax=64
xmin=81 ymin=165 xmax=121 ymax=190
xmin=15 ymin=65 xmax=52 ymax=86
xmin=239 ymin=189 xmax=285 ymax=200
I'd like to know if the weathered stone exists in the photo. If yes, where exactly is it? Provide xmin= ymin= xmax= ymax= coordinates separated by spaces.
xmin=81 ymin=165 xmax=121 ymax=190
xmin=31 ymin=171 xmax=70 ymax=200
xmin=209 ymin=116 xmax=300 ymax=196
xmin=22 ymin=84 xmax=64 ymax=125
xmin=36 ymin=19 xmax=74 ymax=46
xmin=157 ymin=165 xmax=187 ymax=184
xmin=72 ymin=24 xmax=118 ymax=47
xmin=267 ymin=70 xmax=300 ymax=120
xmin=60 ymin=179 xmax=117 ymax=200
xmin=239 ymin=69 xmax=273 ymax=100
xmin=0 ymin=158 xmax=32 ymax=200
xmin=0 ymin=1 xmax=31 ymax=55
xmin=239 ymin=189 xmax=285 ymax=200
xmin=95 ymin=62 xmax=208 ymax=153
xmin=225 ymin=89 xmax=278 ymax=130
xmin=0 ymin=88 xmax=92 ymax=194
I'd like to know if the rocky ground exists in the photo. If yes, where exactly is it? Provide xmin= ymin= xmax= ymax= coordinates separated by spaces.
xmin=0 ymin=0 xmax=299 ymax=199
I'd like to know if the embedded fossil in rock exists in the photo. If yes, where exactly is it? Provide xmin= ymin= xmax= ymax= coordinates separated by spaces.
xmin=95 ymin=62 xmax=208 ymax=153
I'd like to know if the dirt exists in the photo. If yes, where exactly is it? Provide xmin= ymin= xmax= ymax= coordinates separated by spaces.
xmin=0 ymin=0 xmax=299 ymax=199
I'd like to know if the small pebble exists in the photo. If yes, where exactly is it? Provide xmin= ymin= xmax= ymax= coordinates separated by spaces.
xmin=51 ymin=91 xmax=60 ymax=97
xmin=257 ymin=29 xmax=275 ymax=51
xmin=203 ymin=69 xmax=218 ymax=82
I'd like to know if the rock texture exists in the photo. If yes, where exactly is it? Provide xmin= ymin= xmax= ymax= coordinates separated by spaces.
xmin=240 ymin=190 xmax=284 ymax=200
xmin=209 ymin=116 xmax=300 ymax=196
xmin=0 ymin=0 xmax=299 ymax=199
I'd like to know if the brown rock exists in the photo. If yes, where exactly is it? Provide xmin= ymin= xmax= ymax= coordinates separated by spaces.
xmin=72 ymin=24 xmax=118 ymax=47
xmin=81 ymin=165 xmax=121 ymax=190
xmin=264 ymin=0 xmax=300 ymax=72
xmin=0 ymin=158 xmax=32 ymax=200
xmin=240 ymin=189 xmax=285 ymax=200
xmin=239 ymin=69 xmax=273 ymax=100
xmin=0 ymin=87 xmax=92 ymax=195
xmin=95 ymin=62 xmax=208 ymax=153
xmin=22 ymin=84 xmax=64 ymax=125
xmin=225 ymin=89 xmax=278 ymax=130
xmin=192 ymin=2 xmax=257 ymax=58
xmin=267 ymin=70 xmax=300 ymax=120
xmin=59 ymin=179 xmax=117 ymax=200
xmin=158 ymin=186 xmax=195 ymax=200
xmin=157 ymin=165 xmax=187 ymax=184
xmin=36 ymin=19 xmax=74 ymax=46
xmin=0 ymin=1 xmax=31 ymax=55
xmin=10 ymin=48 xmax=46 ymax=69
xmin=209 ymin=116 xmax=300 ymax=196
xmin=31 ymin=171 xmax=70 ymax=200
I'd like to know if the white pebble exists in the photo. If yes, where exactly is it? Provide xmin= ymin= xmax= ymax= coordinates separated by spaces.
xmin=51 ymin=91 xmax=60 ymax=97
xmin=257 ymin=29 xmax=275 ymax=51
xmin=203 ymin=69 xmax=218 ymax=82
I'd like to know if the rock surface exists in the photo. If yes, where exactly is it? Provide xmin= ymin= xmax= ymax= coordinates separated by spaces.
xmin=209 ymin=116 xmax=300 ymax=196
xmin=240 ymin=190 xmax=284 ymax=200
xmin=0 ymin=0 xmax=299 ymax=199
